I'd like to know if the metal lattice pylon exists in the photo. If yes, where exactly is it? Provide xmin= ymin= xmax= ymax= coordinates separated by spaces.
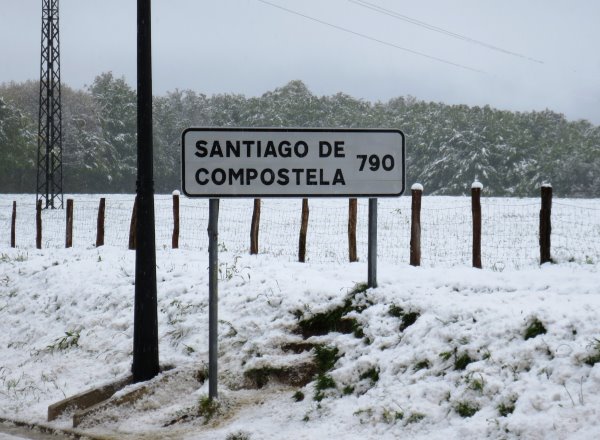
xmin=36 ymin=0 xmax=63 ymax=209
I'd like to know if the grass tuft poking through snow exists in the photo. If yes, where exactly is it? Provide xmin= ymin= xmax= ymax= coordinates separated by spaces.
xmin=455 ymin=400 xmax=479 ymax=418
xmin=359 ymin=366 xmax=380 ymax=383
xmin=581 ymin=338 xmax=600 ymax=366
xmin=524 ymin=317 xmax=547 ymax=340
xmin=197 ymin=395 xmax=221 ymax=424
xmin=295 ymin=282 xmax=370 ymax=338
xmin=497 ymin=395 xmax=518 ymax=417
xmin=314 ymin=345 xmax=340 ymax=373
xmin=226 ymin=431 xmax=251 ymax=440
xmin=413 ymin=359 xmax=430 ymax=371
xmin=45 ymin=330 xmax=81 ymax=352
xmin=314 ymin=374 xmax=337 ymax=401
xmin=453 ymin=352 xmax=474 ymax=371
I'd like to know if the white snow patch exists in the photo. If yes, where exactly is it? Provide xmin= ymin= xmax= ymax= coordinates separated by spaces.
xmin=0 ymin=245 xmax=600 ymax=439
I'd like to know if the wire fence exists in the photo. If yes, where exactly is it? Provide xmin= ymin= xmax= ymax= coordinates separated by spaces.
xmin=1 ymin=194 xmax=599 ymax=268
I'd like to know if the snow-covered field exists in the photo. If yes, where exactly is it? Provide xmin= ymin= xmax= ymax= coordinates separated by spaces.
xmin=1 ymin=195 xmax=600 ymax=439
xmin=1 ymin=194 xmax=600 ymax=267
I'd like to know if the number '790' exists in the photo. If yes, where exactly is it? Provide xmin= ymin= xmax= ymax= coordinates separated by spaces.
xmin=356 ymin=154 xmax=395 ymax=171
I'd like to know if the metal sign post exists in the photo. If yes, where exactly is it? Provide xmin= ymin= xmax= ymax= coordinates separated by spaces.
xmin=368 ymin=198 xmax=378 ymax=288
xmin=207 ymin=198 xmax=219 ymax=399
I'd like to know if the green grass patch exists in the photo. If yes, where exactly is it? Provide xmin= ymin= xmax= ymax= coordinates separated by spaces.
xmin=226 ymin=431 xmax=251 ymax=440
xmin=439 ymin=348 xmax=476 ymax=370
xmin=584 ymin=352 xmax=600 ymax=366
xmin=359 ymin=367 xmax=380 ymax=383
xmin=197 ymin=395 xmax=220 ymax=424
xmin=352 ymin=322 xmax=365 ymax=338
xmin=524 ymin=318 xmax=547 ymax=340
xmin=498 ymin=395 xmax=517 ymax=417
xmin=388 ymin=304 xmax=404 ymax=318
xmin=414 ymin=359 xmax=430 ymax=371
xmin=382 ymin=409 xmax=404 ymax=423
xmin=0 ymin=252 xmax=28 ymax=263
xmin=46 ymin=330 xmax=81 ymax=352
xmin=350 ymin=282 xmax=369 ymax=295
xmin=455 ymin=400 xmax=479 ymax=418
xmin=297 ymin=307 xmax=352 ymax=337
xmin=388 ymin=304 xmax=420 ymax=331
xmin=292 ymin=390 xmax=305 ymax=402
xmin=469 ymin=378 xmax=484 ymax=392
xmin=454 ymin=352 xmax=474 ymax=371
xmin=400 ymin=311 xmax=420 ymax=332
xmin=296 ymin=283 xmax=371 ymax=338
xmin=314 ymin=374 xmax=337 ymax=401
xmin=439 ymin=351 xmax=453 ymax=361
xmin=342 ymin=385 xmax=355 ymax=395
xmin=583 ymin=339 xmax=600 ymax=366
xmin=405 ymin=412 xmax=425 ymax=424
xmin=314 ymin=345 xmax=340 ymax=373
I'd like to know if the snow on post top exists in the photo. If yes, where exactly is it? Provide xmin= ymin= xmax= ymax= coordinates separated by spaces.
xmin=411 ymin=183 xmax=424 ymax=191
xmin=172 ymin=190 xmax=181 ymax=196
xmin=471 ymin=180 xmax=484 ymax=190
xmin=541 ymin=182 xmax=552 ymax=188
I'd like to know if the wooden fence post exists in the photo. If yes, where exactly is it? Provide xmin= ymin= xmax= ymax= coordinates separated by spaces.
xmin=36 ymin=199 xmax=42 ymax=249
xmin=348 ymin=198 xmax=358 ymax=262
xmin=540 ymin=184 xmax=552 ymax=264
xmin=410 ymin=184 xmax=423 ymax=266
xmin=11 ymin=201 xmax=16 ymax=248
xmin=250 ymin=198 xmax=261 ymax=255
xmin=96 ymin=198 xmax=105 ymax=247
xmin=471 ymin=180 xmax=483 ymax=269
xmin=172 ymin=191 xmax=180 ymax=249
xmin=128 ymin=197 xmax=138 ymax=250
xmin=298 ymin=198 xmax=309 ymax=263
xmin=65 ymin=199 xmax=73 ymax=248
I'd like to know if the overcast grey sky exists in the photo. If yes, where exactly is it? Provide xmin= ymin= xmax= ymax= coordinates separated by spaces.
xmin=1 ymin=0 xmax=599 ymax=123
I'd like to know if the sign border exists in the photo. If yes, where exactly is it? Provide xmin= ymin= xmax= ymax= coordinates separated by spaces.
xmin=181 ymin=127 xmax=406 ymax=198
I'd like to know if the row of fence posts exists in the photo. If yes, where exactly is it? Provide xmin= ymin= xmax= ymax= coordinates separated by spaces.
xmin=8 ymin=183 xmax=554 ymax=266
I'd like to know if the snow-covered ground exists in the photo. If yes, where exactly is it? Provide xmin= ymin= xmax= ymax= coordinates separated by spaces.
xmin=1 ymin=243 xmax=600 ymax=439
xmin=2 ymin=194 xmax=600 ymax=268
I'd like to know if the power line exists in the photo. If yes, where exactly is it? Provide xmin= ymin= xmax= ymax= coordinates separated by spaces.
xmin=349 ymin=0 xmax=544 ymax=64
xmin=256 ymin=0 xmax=485 ymax=74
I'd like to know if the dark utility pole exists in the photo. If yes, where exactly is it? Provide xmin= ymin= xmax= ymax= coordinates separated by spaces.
xmin=36 ymin=0 xmax=63 ymax=209
xmin=132 ymin=0 xmax=159 ymax=382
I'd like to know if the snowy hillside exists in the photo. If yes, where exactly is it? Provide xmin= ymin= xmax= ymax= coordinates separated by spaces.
xmin=1 ymin=245 xmax=600 ymax=439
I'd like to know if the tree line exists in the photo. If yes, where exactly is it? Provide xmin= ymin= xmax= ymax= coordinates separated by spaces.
xmin=1 ymin=72 xmax=599 ymax=196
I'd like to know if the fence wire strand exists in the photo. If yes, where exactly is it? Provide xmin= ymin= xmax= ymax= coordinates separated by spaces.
xmin=553 ymin=201 xmax=600 ymax=264
xmin=1 ymin=195 xmax=599 ymax=268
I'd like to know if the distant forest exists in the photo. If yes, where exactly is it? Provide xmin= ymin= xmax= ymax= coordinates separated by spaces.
xmin=1 ymin=72 xmax=599 ymax=196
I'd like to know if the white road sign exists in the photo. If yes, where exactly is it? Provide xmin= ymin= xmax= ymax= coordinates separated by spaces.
xmin=181 ymin=128 xmax=405 ymax=197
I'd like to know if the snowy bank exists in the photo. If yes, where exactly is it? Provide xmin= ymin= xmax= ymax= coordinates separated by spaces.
xmin=1 ymin=247 xmax=600 ymax=439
